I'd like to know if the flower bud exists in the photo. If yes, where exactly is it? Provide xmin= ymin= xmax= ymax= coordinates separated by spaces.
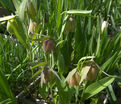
xmin=41 ymin=68 xmax=55 ymax=84
xmin=28 ymin=2 xmax=36 ymax=20
xmin=67 ymin=72 xmax=81 ymax=86
xmin=65 ymin=17 xmax=76 ymax=33
xmin=81 ymin=62 xmax=98 ymax=81
xmin=43 ymin=40 xmax=55 ymax=53
xmin=28 ymin=21 xmax=37 ymax=34
xmin=7 ymin=18 xmax=16 ymax=34
xmin=101 ymin=21 xmax=108 ymax=33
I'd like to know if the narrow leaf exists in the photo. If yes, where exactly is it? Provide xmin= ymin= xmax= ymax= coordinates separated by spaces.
xmin=32 ymin=69 xmax=42 ymax=78
xmin=62 ymin=10 xmax=92 ymax=15
xmin=32 ymin=62 xmax=47 ymax=69
xmin=83 ymin=77 xmax=115 ymax=100
xmin=0 ymin=15 xmax=16 ymax=22
xmin=107 ymin=85 xmax=117 ymax=103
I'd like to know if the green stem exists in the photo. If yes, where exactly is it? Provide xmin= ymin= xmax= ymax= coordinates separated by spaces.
xmin=81 ymin=81 xmax=87 ymax=101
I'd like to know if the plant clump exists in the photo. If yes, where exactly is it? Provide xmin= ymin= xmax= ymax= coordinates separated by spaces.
xmin=43 ymin=39 xmax=55 ymax=54
xmin=67 ymin=71 xmax=81 ymax=86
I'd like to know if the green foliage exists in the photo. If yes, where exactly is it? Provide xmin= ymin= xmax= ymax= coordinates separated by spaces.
xmin=0 ymin=0 xmax=14 ymax=12
xmin=107 ymin=84 xmax=117 ymax=104
xmin=0 ymin=0 xmax=121 ymax=103
xmin=56 ymin=78 xmax=75 ymax=104
xmin=82 ymin=77 xmax=115 ymax=100
xmin=0 ymin=71 xmax=17 ymax=103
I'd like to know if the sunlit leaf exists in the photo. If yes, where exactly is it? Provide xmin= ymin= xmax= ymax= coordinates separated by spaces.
xmin=62 ymin=10 xmax=92 ymax=15
xmin=32 ymin=62 xmax=47 ymax=69
xmin=82 ymin=77 xmax=115 ymax=100
xmin=0 ymin=15 xmax=16 ymax=22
